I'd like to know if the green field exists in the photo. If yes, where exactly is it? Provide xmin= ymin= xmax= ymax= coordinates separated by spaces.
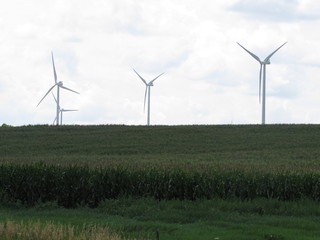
xmin=0 ymin=124 xmax=320 ymax=239
xmin=1 ymin=124 xmax=320 ymax=172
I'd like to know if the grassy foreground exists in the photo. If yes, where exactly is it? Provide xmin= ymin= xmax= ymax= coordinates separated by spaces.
xmin=0 ymin=220 xmax=122 ymax=240
xmin=0 ymin=124 xmax=320 ymax=239
xmin=0 ymin=198 xmax=320 ymax=240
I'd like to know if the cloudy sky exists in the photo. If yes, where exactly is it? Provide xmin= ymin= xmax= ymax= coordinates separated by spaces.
xmin=1 ymin=0 xmax=320 ymax=126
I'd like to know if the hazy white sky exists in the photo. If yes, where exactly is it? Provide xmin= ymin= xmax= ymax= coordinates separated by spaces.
xmin=1 ymin=0 xmax=320 ymax=126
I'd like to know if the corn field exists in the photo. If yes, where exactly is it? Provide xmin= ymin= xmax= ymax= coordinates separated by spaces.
xmin=1 ymin=125 xmax=320 ymax=207
xmin=1 ymin=124 xmax=320 ymax=174
xmin=0 ymin=163 xmax=319 ymax=208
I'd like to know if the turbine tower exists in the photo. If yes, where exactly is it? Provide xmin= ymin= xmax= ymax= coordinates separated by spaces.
xmin=37 ymin=52 xmax=79 ymax=125
xmin=133 ymin=68 xmax=164 ymax=126
xmin=237 ymin=42 xmax=287 ymax=124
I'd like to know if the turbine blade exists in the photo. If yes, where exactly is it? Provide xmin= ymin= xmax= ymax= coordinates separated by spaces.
xmin=51 ymin=52 xmax=57 ymax=84
xmin=37 ymin=84 xmax=57 ymax=107
xmin=264 ymin=42 xmax=287 ymax=62
xmin=51 ymin=92 xmax=57 ymax=104
xmin=259 ymin=64 xmax=262 ymax=104
xmin=51 ymin=92 xmax=61 ymax=110
xmin=60 ymin=85 xmax=80 ymax=94
xmin=149 ymin=72 xmax=165 ymax=84
xmin=61 ymin=109 xmax=78 ymax=112
xmin=143 ymin=85 xmax=148 ymax=112
xmin=133 ymin=68 xmax=147 ymax=85
xmin=237 ymin=42 xmax=261 ymax=63
xmin=53 ymin=116 xmax=57 ymax=125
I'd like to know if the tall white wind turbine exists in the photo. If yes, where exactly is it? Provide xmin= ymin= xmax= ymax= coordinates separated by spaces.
xmin=237 ymin=42 xmax=287 ymax=124
xmin=133 ymin=68 xmax=164 ymax=126
xmin=37 ymin=52 xmax=79 ymax=125
xmin=51 ymin=93 xmax=78 ymax=125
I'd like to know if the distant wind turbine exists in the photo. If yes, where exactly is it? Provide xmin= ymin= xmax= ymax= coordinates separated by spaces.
xmin=59 ymin=109 xmax=78 ymax=125
xmin=52 ymin=93 xmax=78 ymax=125
xmin=133 ymin=68 xmax=164 ymax=126
xmin=237 ymin=42 xmax=287 ymax=124
xmin=37 ymin=52 xmax=79 ymax=125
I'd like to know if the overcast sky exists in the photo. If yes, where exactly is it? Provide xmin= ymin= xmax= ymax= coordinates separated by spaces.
xmin=1 ymin=0 xmax=320 ymax=126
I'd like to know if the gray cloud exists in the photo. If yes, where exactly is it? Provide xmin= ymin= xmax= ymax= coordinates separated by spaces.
xmin=229 ymin=0 xmax=319 ymax=22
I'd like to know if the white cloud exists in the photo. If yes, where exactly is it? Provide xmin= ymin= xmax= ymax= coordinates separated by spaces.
xmin=298 ymin=0 xmax=320 ymax=16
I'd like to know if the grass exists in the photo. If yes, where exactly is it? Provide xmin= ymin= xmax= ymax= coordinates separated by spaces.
xmin=1 ymin=198 xmax=319 ymax=240
xmin=0 ymin=220 xmax=123 ymax=240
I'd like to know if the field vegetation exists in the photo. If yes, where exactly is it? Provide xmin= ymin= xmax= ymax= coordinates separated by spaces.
xmin=1 ymin=124 xmax=320 ymax=173
xmin=0 ymin=124 xmax=320 ymax=239
xmin=0 ymin=220 xmax=122 ymax=240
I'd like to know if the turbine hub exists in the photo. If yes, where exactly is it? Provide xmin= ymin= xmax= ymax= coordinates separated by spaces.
xmin=58 ymin=81 xmax=63 ymax=86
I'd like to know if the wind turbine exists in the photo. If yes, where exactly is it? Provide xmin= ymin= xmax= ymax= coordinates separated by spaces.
xmin=51 ymin=93 xmax=78 ymax=125
xmin=37 ymin=52 xmax=79 ymax=125
xmin=237 ymin=42 xmax=287 ymax=124
xmin=133 ymin=68 xmax=164 ymax=126
xmin=59 ymin=109 xmax=78 ymax=125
